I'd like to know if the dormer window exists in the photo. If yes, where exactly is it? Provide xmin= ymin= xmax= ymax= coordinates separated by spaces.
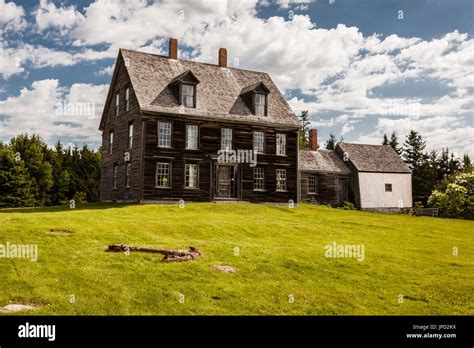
xmin=255 ymin=93 xmax=266 ymax=116
xmin=169 ymin=70 xmax=199 ymax=109
xmin=181 ymin=84 xmax=195 ymax=108
xmin=240 ymin=82 xmax=270 ymax=116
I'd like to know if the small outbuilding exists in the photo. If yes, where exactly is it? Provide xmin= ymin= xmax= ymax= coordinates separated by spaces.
xmin=298 ymin=129 xmax=413 ymax=212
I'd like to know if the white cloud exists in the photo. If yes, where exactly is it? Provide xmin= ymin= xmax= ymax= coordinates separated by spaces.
xmin=0 ymin=0 xmax=26 ymax=31
xmin=97 ymin=64 xmax=114 ymax=76
xmin=35 ymin=0 xmax=84 ymax=33
xmin=0 ymin=79 xmax=108 ymax=145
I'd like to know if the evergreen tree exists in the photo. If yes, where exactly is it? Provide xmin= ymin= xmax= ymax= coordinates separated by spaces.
xmin=382 ymin=133 xmax=389 ymax=145
xmin=389 ymin=131 xmax=402 ymax=155
xmin=298 ymin=110 xmax=311 ymax=149
xmin=325 ymin=134 xmax=337 ymax=150
xmin=10 ymin=134 xmax=54 ymax=205
xmin=402 ymin=130 xmax=426 ymax=170
xmin=462 ymin=154 xmax=472 ymax=171
xmin=437 ymin=148 xmax=450 ymax=179
xmin=0 ymin=146 xmax=37 ymax=207
xmin=448 ymin=152 xmax=460 ymax=175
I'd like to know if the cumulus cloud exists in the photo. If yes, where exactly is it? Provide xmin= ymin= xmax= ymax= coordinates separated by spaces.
xmin=0 ymin=79 xmax=108 ymax=145
xmin=0 ymin=0 xmax=26 ymax=31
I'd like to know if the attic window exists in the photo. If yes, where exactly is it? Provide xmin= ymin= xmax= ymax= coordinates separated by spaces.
xmin=240 ymin=82 xmax=270 ymax=116
xmin=169 ymin=70 xmax=199 ymax=109
xmin=385 ymin=183 xmax=392 ymax=192
xmin=255 ymin=94 xmax=266 ymax=116
xmin=181 ymin=84 xmax=195 ymax=108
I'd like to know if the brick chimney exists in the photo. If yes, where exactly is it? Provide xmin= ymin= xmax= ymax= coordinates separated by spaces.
xmin=218 ymin=48 xmax=227 ymax=67
xmin=309 ymin=129 xmax=318 ymax=151
xmin=169 ymin=38 xmax=178 ymax=60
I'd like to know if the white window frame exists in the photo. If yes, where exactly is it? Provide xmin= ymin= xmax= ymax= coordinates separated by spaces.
xmin=221 ymin=128 xmax=233 ymax=150
xmin=276 ymin=133 xmax=286 ymax=156
xmin=128 ymin=123 xmax=133 ymax=149
xmin=158 ymin=121 xmax=172 ymax=148
xmin=181 ymin=84 xmax=195 ymax=108
xmin=125 ymin=87 xmax=130 ymax=112
xmin=276 ymin=169 xmax=287 ymax=191
xmin=109 ymin=131 xmax=114 ymax=155
xmin=308 ymin=175 xmax=317 ymax=194
xmin=255 ymin=93 xmax=266 ymax=116
xmin=115 ymin=93 xmax=120 ymax=116
xmin=125 ymin=163 xmax=131 ymax=188
xmin=253 ymin=131 xmax=265 ymax=154
xmin=186 ymin=125 xmax=199 ymax=150
xmin=155 ymin=162 xmax=171 ymax=188
xmin=185 ymin=163 xmax=199 ymax=189
xmin=253 ymin=167 xmax=264 ymax=191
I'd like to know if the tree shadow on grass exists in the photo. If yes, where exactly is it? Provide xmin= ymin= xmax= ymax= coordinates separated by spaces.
xmin=0 ymin=202 xmax=137 ymax=214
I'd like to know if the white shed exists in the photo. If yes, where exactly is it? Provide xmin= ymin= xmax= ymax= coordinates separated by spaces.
xmin=335 ymin=143 xmax=412 ymax=211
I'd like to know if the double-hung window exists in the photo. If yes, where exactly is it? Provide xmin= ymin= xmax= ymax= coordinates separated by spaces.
xmin=155 ymin=162 xmax=170 ymax=188
xmin=115 ymin=93 xmax=120 ymax=116
xmin=308 ymin=175 xmax=317 ymax=194
xmin=181 ymin=84 xmax=195 ymax=107
xmin=128 ymin=123 xmax=133 ymax=149
xmin=109 ymin=131 xmax=114 ymax=154
xmin=125 ymin=163 xmax=131 ymax=188
xmin=254 ymin=168 xmax=264 ymax=190
xmin=276 ymin=169 xmax=287 ymax=191
xmin=255 ymin=93 xmax=266 ymax=116
xmin=185 ymin=164 xmax=198 ymax=189
xmin=125 ymin=87 xmax=130 ymax=112
xmin=221 ymin=128 xmax=232 ymax=150
xmin=276 ymin=133 xmax=286 ymax=156
xmin=186 ymin=125 xmax=198 ymax=150
xmin=113 ymin=164 xmax=118 ymax=189
xmin=158 ymin=122 xmax=172 ymax=148
xmin=253 ymin=131 xmax=265 ymax=154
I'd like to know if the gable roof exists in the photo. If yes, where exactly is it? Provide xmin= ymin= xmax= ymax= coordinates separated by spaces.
xmin=299 ymin=149 xmax=351 ymax=174
xmin=100 ymin=48 xmax=299 ymax=130
xmin=336 ymin=142 xmax=411 ymax=173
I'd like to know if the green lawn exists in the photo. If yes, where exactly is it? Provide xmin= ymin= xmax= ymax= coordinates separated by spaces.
xmin=0 ymin=203 xmax=472 ymax=315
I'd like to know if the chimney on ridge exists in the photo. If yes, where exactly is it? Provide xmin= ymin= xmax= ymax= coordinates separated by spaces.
xmin=169 ymin=38 xmax=178 ymax=60
xmin=309 ymin=129 xmax=318 ymax=151
xmin=218 ymin=48 xmax=227 ymax=67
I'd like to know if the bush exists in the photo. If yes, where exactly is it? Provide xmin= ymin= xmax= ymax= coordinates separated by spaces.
xmin=73 ymin=191 xmax=87 ymax=204
xmin=428 ymin=170 xmax=474 ymax=219
xmin=341 ymin=201 xmax=356 ymax=210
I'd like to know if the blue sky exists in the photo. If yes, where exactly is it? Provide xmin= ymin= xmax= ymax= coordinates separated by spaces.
xmin=0 ymin=0 xmax=472 ymax=156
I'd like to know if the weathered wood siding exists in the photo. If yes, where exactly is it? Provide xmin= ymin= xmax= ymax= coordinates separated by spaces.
xmin=300 ymin=171 xmax=350 ymax=206
xmin=141 ymin=115 xmax=298 ymax=203
xmin=100 ymin=56 xmax=142 ymax=202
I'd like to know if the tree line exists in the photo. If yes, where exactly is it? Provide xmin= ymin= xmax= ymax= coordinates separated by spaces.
xmin=0 ymin=134 xmax=101 ymax=208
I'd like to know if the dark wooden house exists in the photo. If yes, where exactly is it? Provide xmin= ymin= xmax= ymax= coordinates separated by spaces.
xmin=99 ymin=38 xmax=300 ymax=203
xmin=299 ymin=130 xmax=351 ymax=205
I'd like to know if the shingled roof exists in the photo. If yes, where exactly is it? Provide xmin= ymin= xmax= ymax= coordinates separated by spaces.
xmin=299 ymin=149 xmax=351 ymax=174
xmin=101 ymin=48 xmax=299 ymax=128
xmin=336 ymin=143 xmax=411 ymax=173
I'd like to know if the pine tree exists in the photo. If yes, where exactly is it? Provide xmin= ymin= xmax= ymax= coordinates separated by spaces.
xmin=402 ymin=130 xmax=426 ymax=170
xmin=382 ymin=133 xmax=389 ymax=145
xmin=0 ymin=146 xmax=37 ymax=207
xmin=462 ymin=154 xmax=472 ymax=171
xmin=389 ymin=131 xmax=402 ymax=155
xmin=298 ymin=110 xmax=311 ymax=149
xmin=325 ymin=134 xmax=337 ymax=150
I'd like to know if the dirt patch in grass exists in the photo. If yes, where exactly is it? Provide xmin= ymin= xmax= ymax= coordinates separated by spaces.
xmin=0 ymin=304 xmax=39 ymax=313
xmin=48 ymin=229 xmax=74 ymax=235
xmin=212 ymin=265 xmax=236 ymax=273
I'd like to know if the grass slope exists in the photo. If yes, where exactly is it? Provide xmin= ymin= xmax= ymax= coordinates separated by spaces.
xmin=0 ymin=203 xmax=472 ymax=315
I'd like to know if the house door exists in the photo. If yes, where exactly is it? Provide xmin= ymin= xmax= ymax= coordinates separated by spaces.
xmin=215 ymin=165 xmax=236 ymax=198
xmin=339 ymin=178 xmax=349 ymax=203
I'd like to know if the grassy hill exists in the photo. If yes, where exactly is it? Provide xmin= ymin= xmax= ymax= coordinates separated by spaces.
xmin=0 ymin=203 xmax=472 ymax=315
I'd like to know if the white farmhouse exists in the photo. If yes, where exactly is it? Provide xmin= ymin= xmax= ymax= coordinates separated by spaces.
xmin=335 ymin=142 xmax=412 ymax=212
